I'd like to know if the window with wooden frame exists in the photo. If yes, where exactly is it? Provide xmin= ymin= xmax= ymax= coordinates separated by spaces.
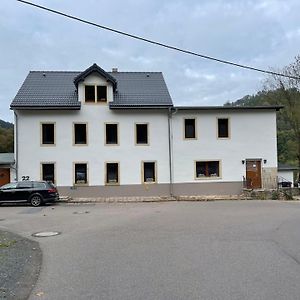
xmin=184 ymin=118 xmax=196 ymax=139
xmin=105 ymin=123 xmax=118 ymax=145
xmin=136 ymin=124 xmax=148 ymax=145
xmin=142 ymin=161 xmax=156 ymax=183
xmin=105 ymin=162 xmax=119 ymax=185
xmin=74 ymin=123 xmax=87 ymax=145
xmin=85 ymin=85 xmax=107 ymax=103
xmin=195 ymin=161 xmax=220 ymax=178
xmin=41 ymin=163 xmax=55 ymax=183
xmin=74 ymin=163 xmax=88 ymax=184
xmin=41 ymin=123 xmax=55 ymax=145
xmin=217 ymin=118 xmax=229 ymax=138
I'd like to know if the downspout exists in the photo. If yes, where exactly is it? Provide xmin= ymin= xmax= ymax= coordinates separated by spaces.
xmin=168 ymin=107 xmax=177 ymax=199
xmin=14 ymin=111 xmax=18 ymax=181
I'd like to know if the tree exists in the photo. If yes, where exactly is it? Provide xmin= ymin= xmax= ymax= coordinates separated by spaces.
xmin=265 ymin=55 xmax=300 ymax=182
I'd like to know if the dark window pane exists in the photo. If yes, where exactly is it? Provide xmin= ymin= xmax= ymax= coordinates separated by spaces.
xmin=106 ymin=124 xmax=118 ymax=144
xmin=218 ymin=118 xmax=229 ymax=138
xmin=74 ymin=124 xmax=87 ymax=144
xmin=136 ymin=124 xmax=148 ymax=144
xmin=42 ymin=164 xmax=55 ymax=183
xmin=97 ymin=86 xmax=107 ymax=101
xmin=196 ymin=162 xmax=206 ymax=177
xmin=208 ymin=161 xmax=219 ymax=177
xmin=144 ymin=162 xmax=155 ymax=182
xmin=85 ymin=86 xmax=95 ymax=102
xmin=42 ymin=124 xmax=54 ymax=144
xmin=17 ymin=181 xmax=32 ymax=189
xmin=185 ymin=119 xmax=196 ymax=138
xmin=75 ymin=164 xmax=87 ymax=184
xmin=33 ymin=182 xmax=46 ymax=189
xmin=106 ymin=163 xmax=119 ymax=184
xmin=196 ymin=161 xmax=219 ymax=178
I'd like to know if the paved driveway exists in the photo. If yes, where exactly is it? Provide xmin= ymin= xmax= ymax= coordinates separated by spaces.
xmin=1 ymin=200 xmax=300 ymax=300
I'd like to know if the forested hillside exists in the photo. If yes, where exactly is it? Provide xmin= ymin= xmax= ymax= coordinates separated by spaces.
xmin=0 ymin=119 xmax=14 ymax=153
xmin=225 ymin=89 xmax=299 ymax=167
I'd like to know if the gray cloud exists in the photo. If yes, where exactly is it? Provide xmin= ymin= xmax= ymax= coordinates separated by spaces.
xmin=1 ymin=0 xmax=300 ymax=121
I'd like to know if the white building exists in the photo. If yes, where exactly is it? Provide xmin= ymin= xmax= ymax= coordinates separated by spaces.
xmin=10 ymin=64 xmax=281 ymax=198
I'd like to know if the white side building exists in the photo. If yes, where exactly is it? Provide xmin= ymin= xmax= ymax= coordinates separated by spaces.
xmin=11 ymin=64 xmax=281 ymax=198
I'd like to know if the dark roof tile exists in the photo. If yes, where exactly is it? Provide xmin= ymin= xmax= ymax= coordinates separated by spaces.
xmin=11 ymin=65 xmax=173 ymax=110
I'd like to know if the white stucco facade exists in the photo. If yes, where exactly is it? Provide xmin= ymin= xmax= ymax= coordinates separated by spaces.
xmin=13 ymin=71 xmax=280 ymax=197
xmin=171 ymin=110 xmax=277 ymax=184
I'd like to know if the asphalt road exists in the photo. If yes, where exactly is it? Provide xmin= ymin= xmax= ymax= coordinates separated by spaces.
xmin=1 ymin=200 xmax=300 ymax=300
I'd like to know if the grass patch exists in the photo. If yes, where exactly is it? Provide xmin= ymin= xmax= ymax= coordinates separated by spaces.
xmin=0 ymin=240 xmax=16 ymax=248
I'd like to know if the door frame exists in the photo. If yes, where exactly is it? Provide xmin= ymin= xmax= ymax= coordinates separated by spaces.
xmin=245 ymin=159 xmax=262 ymax=189
xmin=0 ymin=168 xmax=10 ymax=187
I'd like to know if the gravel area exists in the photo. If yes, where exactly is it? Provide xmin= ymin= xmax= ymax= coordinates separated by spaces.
xmin=0 ymin=230 xmax=42 ymax=300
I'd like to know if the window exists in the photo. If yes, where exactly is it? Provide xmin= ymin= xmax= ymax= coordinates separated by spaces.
xmin=74 ymin=163 xmax=88 ymax=184
xmin=97 ymin=86 xmax=107 ymax=102
xmin=136 ymin=124 xmax=148 ymax=145
xmin=41 ymin=163 xmax=55 ymax=183
xmin=1 ymin=182 xmax=17 ymax=190
xmin=218 ymin=118 xmax=229 ymax=138
xmin=33 ymin=182 xmax=46 ymax=189
xmin=17 ymin=181 xmax=33 ymax=189
xmin=41 ymin=123 xmax=55 ymax=145
xmin=85 ymin=85 xmax=107 ymax=102
xmin=195 ymin=161 xmax=220 ymax=178
xmin=105 ymin=124 xmax=118 ymax=145
xmin=143 ymin=162 xmax=156 ymax=183
xmin=85 ymin=85 xmax=95 ymax=102
xmin=105 ymin=162 xmax=119 ymax=185
xmin=74 ymin=123 xmax=87 ymax=145
xmin=184 ymin=118 xmax=196 ymax=139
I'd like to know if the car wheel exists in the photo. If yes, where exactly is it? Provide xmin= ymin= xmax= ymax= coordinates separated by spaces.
xmin=30 ymin=195 xmax=43 ymax=207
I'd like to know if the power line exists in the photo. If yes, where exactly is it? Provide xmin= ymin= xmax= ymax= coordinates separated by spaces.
xmin=17 ymin=0 xmax=300 ymax=80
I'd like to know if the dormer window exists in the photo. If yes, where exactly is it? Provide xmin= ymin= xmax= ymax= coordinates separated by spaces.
xmin=85 ymin=85 xmax=107 ymax=103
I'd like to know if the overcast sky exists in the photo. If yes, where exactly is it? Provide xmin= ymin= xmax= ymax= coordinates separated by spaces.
xmin=1 ymin=0 xmax=300 ymax=121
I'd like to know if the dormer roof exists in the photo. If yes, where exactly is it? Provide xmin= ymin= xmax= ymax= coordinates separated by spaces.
xmin=73 ymin=63 xmax=117 ymax=90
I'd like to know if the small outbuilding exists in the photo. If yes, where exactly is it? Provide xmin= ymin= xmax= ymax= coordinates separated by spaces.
xmin=278 ymin=163 xmax=298 ymax=187
xmin=0 ymin=153 xmax=15 ymax=186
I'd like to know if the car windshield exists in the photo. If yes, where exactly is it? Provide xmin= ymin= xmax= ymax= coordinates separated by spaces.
xmin=1 ymin=182 xmax=18 ymax=190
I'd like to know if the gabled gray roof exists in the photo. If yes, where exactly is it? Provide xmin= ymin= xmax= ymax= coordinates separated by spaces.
xmin=11 ymin=71 xmax=81 ymax=110
xmin=11 ymin=65 xmax=173 ymax=110
xmin=109 ymin=72 xmax=173 ymax=108
xmin=0 ymin=153 xmax=14 ymax=165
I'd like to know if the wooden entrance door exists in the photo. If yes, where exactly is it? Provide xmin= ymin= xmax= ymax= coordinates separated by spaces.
xmin=0 ymin=168 xmax=10 ymax=187
xmin=246 ymin=160 xmax=262 ymax=189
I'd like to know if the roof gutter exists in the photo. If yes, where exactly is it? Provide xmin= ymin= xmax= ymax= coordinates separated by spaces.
xmin=174 ymin=105 xmax=284 ymax=111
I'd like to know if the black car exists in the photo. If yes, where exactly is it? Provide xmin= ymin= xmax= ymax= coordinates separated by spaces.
xmin=0 ymin=181 xmax=59 ymax=206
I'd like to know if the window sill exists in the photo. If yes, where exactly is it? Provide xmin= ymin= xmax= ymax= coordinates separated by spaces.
xmin=73 ymin=183 xmax=89 ymax=186
xmin=195 ymin=177 xmax=222 ymax=180
xmin=105 ymin=182 xmax=120 ymax=186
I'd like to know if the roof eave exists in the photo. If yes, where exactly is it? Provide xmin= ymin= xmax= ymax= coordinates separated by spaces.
xmin=10 ymin=105 xmax=81 ymax=110
xmin=109 ymin=104 xmax=173 ymax=109
xmin=73 ymin=63 xmax=117 ymax=90
xmin=173 ymin=105 xmax=284 ymax=111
